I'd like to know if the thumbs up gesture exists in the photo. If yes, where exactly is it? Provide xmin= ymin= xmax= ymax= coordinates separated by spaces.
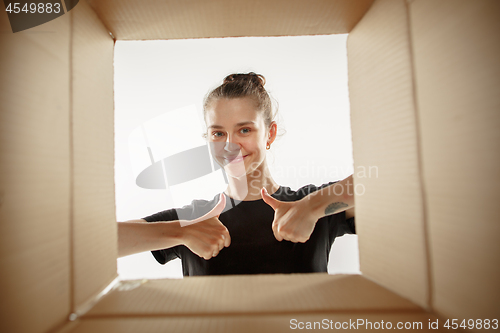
xmin=180 ymin=194 xmax=231 ymax=260
xmin=261 ymin=188 xmax=321 ymax=243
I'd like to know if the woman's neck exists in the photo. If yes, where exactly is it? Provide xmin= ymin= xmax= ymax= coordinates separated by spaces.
xmin=224 ymin=163 xmax=279 ymax=201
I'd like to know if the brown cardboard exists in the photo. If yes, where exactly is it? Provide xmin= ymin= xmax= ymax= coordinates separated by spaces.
xmin=69 ymin=313 xmax=446 ymax=333
xmin=409 ymin=0 xmax=500 ymax=320
xmin=0 ymin=11 xmax=71 ymax=333
xmin=85 ymin=274 xmax=420 ymax=317
xmin=347 ymin=0 xmax=429 ymax=308
xmin=1 ymin=0 xmax=499 ymax=332
xmin=85 ymin=0 xmax=375 ymax=40
xmin=71 ymin=0 xmax=117 ymax=311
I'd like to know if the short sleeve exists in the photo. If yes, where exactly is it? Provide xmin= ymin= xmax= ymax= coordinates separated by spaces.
xmin=142 ymin=208 xmax=179 ymax=223
xmin=336 ymin=212 xmax=356 ymax=237
xmin=142 ymin=208 xmax=181 ymax=265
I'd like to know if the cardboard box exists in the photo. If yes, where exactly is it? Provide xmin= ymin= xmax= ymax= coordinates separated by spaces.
xmin=1 ymin=0 xmax=498 ymax=332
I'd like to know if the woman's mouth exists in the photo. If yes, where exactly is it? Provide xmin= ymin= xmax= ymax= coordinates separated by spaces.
xmin=222 ymin=154 xmax=248 ymax=163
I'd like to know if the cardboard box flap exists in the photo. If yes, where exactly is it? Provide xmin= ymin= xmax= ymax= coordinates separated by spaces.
xmin=85 ymin=0 xmax=374 ymax=40
xmin=84 ymin=274 xmax=421 ymax=317
xmin=0 ymin=12 xmax=71 ymax=333
xmin=67 ymin=312 xmax=446 ymax=333
xmin=71 ymin=0 xmax=117 ymax=310
xmin=409 ymin=0 xmax=500 ymax=320
xmin=347 ymin=0 xmax=428 ymax=308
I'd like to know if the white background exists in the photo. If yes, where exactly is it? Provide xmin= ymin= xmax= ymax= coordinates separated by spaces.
xmin=114 ymin=34 xmax=360 ymax=279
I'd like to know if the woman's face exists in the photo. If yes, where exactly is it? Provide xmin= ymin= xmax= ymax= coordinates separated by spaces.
xmin=205 ymin=97 xmax=276 ymax=179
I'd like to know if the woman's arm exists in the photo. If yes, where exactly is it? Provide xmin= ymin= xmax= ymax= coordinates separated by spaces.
xmin=305 ymin=174 xmax=355 ymax=219
xmin=118 ymin=219 xmax=183 ymax=258
xmin=261 ymin=174 xmax=355 ymax=243
xmin=118 ymin=195 xmax=231 ymax=259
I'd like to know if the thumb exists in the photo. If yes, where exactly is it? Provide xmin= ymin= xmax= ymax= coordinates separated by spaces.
xmin=261 ymin=187 xmax=281 ymax=210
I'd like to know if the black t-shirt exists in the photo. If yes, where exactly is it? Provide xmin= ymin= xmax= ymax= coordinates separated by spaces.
xmin=142 ymin=183 xmax=356 ymax=276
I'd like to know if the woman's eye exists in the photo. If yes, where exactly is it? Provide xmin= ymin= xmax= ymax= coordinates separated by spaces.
xmin=240 ymin=128 xmax=251 ymax=134
xmin=212 ymin=131 xmax=224 ymax=138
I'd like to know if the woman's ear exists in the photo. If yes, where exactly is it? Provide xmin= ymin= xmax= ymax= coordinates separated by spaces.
xmin=267 ymin=121 xmax=278 ymax=145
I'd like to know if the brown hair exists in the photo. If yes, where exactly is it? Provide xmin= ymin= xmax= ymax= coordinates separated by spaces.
xmin=203 ymin=72 xmax=275 ymax=128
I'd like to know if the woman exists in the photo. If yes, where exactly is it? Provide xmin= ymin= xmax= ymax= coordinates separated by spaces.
xmin=118 ymin=73 xmax=355 ymax=276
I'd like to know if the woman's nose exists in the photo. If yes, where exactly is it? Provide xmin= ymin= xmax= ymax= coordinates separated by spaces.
xmin=223 ymin=137 xmax=240 ymax=152
xmin=223 ymin=142 xmax=239 ymax=152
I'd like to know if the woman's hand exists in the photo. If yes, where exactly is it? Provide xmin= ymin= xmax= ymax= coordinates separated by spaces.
xmin=261 ymin=188 xmax=322 ymax=243
xmin=180 ymin=194 xmax=231 ymax=260
xmin=261 ymin=175 xmax=355 ymax=243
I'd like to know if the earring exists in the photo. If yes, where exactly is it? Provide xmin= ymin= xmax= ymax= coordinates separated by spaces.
xmin=266 ymin=143 xmax=271 ymax=150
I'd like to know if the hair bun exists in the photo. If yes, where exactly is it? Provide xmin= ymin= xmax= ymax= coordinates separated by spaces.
xmin=204 ymin=72 xmax=275 ymax=128
xmin=223 ymin=72 xmax=266 ymax=87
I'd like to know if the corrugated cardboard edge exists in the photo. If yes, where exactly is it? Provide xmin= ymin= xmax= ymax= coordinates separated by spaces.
xmin=84 ymin=274 xmax=422 ymax=317
xmin=347 ymin=0 xmax=429 ymax=308
xmin=60 ymin=311 xmax=448 ymax=332
xmin=52 ymin=275 xmax=444 ymax=333
xmin=85 ymin=0 xmax=375 ymax=40
xmin=70 ymin=0 xmax=118 ymax=310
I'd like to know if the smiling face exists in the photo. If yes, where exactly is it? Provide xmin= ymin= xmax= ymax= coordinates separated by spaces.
xmin=205 ymin=97 xmax=276 ymax=179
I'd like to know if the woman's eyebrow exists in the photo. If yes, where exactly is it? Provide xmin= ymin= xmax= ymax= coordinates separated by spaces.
xmin=235 ymin=121 xmax=255 ymax=127
xmin=207 ymin=125 xmax=223 ymax=130
xmin=207 ymin=121 xmax=255 ymax=130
